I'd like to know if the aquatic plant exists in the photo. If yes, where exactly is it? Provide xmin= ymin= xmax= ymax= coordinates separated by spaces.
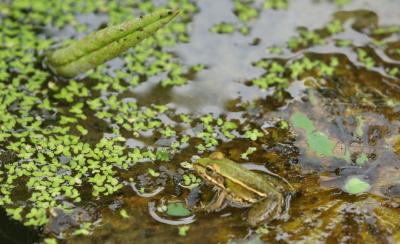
xmin=46 ymin=9 xmax=179 ymax=78
xmin=343 ymin=177 xmax=371 ymax=194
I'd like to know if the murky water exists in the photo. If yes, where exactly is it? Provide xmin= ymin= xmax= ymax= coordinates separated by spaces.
xmin=72 ymin=0 xmax=400 ymax=243
xmin=1 ymin=0 xmax=400 ymax=243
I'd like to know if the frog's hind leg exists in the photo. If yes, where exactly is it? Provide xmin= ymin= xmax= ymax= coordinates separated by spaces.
xmin=247 ymin=194 xmax=283 ymax=226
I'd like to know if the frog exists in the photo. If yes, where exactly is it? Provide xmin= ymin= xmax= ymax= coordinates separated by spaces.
xmin=192 ymin=152 xmax=294 ymax=226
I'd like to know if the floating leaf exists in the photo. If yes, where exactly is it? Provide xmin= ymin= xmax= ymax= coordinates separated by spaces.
xmin=291 ymin=111 xmax=315 ymax=134
xmin=307 ymin=132 xmax=336 ymax=157
xmin=47 ymin=9 xmax=179 ymax=78
xmin=166 ymin=202 xmax=191 ymax=217
xmin=343 ymin=177 xmax=371 ymax=194
xmin=291 ymin=112 xmax=336 ymax=157
xmin=356 ymin=153 xmax=369 ymax=165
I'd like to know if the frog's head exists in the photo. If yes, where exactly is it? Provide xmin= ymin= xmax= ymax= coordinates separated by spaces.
xmin=193 ymin=152 xmax=225 ymax=186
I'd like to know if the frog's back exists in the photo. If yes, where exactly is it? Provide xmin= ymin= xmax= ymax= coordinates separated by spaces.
xmin=217 ymin=158 xmax=289 ymax=195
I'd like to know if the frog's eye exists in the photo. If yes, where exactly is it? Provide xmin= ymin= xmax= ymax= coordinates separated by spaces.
xmin=206 ymin=166 xmax=214 ymax=175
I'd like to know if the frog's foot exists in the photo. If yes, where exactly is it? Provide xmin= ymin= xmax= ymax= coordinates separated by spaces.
xmin=247 ymin=194 xmax=283 ymax=226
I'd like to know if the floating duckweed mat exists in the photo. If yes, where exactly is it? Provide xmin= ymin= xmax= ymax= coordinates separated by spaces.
xmin=1 ymin=0 xmax=400 ymax=243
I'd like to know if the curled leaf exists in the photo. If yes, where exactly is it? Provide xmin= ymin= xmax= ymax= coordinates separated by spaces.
xmin=47 ymin=9 xmax=179 ymax=78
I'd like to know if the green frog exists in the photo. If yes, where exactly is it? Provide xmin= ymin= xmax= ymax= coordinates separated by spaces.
xmin=192 ymin=152 xmax=294 ymax=226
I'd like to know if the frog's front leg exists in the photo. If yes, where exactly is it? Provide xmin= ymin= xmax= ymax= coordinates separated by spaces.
xmin=205 ymin=188 xmax=227 ymax=212
xmin=247 ymin=193 xmax=283 ymax=226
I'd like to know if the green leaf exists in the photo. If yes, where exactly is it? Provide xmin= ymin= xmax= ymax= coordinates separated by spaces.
xmin=307 ymin=132 xmax=336 ymax=157
xmin=343 ymin=177 xmax=371 ymax=194
xmin=291 ymin=112 xmax=336 ymax=157
xmin=47 ymin=9 xmax=179 ymax=78
xmin=356 ymin=154 xmax=369 ymax=165
xmin=166 ymin=202 xmax=192 ymax=217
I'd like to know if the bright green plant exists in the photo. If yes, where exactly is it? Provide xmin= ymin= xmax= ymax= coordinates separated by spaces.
xmin=47 ymin=9 xmax=179 ymax=78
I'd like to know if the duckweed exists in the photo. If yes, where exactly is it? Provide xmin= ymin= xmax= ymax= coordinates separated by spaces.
xmin=120 ymin=209 xmax=130 ymax=219
xmin=0 ymin=0 xmax=214 ymax=232
xmin=181 ymin=173 xmax=201 ymax=189
xmin=241 ymin=147 xmax=257 ymax=160
xmin=251 ymin=56 xmax=339 ymax=89
xmin=210 ymin=23 xmax=236 ymax=34
xmin=0 ymin=0 xmax=269 ymax=231
xmin=178 ymin=225 xmax=190 ymax=236
xmin=264 ymin=0 xmax=289 ymax=10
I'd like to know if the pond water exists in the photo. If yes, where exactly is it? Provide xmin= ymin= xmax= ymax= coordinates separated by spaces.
xmin=1 ymin=0 xmax=400 ymax=243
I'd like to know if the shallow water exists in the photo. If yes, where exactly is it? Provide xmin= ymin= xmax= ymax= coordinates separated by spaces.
xmin=1 ymin=0 xmax=400 ymax=243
